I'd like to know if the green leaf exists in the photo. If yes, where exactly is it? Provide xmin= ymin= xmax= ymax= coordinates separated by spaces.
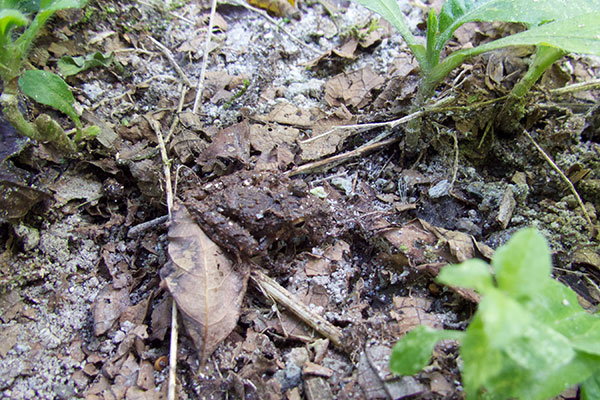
xmin=437 ymin=258 xmax=494 ymax=294
xmin=525 ymin=278 xmax=584 ymax=324
xmin=15 ymin=0 xmax=85 ymax=51
xmin=74 ymin=124 xmax=99 ymax=142
xmin=39 ymin=0 xmax=86 ymax=12
xmin=18 ymin=69 xmax=81 ymax=127
xmin=58 ymin=51 xmax=114 ymax=77
xmin=436 ymin=0 xmax=600 ymax=53
xmin=389 ymin=325 xmax=463 ymax=375
xmin=470 ymin=12 xmax=600 ymax=57
xmin=492 ymin=227 xmax=551 ymax=298
xmin=425 ymin=8 xmax=438 ymax=70
xmin=0 ymin=9 xmax=28 ymax=37
xmin=0 ymin=0 xmax=21 ymax=10
xmin=477 ymin=289 xmax=532 ymax=348
xmin=397 ymin=228 xmax=600 ymax=400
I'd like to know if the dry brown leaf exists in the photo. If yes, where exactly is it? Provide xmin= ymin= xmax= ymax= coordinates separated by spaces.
xmin=196 ymin=120 xmax=251 ymax=170
xmin=258 ymin=102 xmax=326 ymax=128
xmin=160 ymin=203 xmax=247 ymax=362
xmin=324 ymin=67 xmax=385 ymax=109
xmin=92 ymin=284 xmax=131 ymax=336
xmin=297 ymin=129 xmax=351 ymax=162
xmin=419 ymin=219 xmax=475 ymax=262
xmin=496 ymin=187 xmax=516 ymax=229
xmin=249 ymin=123 xmax=299 ymax=153
xmin=391 ymin=296 xmax=442 ymax=335
xmin=304 ymin=39 xmax=358 ymax=69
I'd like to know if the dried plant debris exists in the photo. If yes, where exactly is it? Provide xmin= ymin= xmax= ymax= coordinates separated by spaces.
xmin=160 ymin=202 xmax=247 ymax=362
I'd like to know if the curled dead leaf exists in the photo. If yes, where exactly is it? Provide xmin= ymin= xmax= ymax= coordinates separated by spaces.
xmin=160 ymin=203 xmax=247 ymax=362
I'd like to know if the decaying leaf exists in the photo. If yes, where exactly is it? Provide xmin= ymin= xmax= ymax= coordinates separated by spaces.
xmin=92 ymin=284 xmax=131 ymax=336
xmin=196 ymin=120 xmax=251 ymax=171
xmin=304 ymin=38 xmax=358 ymax=69
xmin=258 ymin=102 xmax=326 ymax=128
xmin=391 ymin=296 xmax=442 ymax=335
xmin=358 ymin=345 xmax=426 ymax=399
xmin=324 ymin=67 xmax=385 ymax=109
xmin=160 ymin=203 xmax=247 ymax=362
xmin=249 ymin=123 xmax=299 ymax=153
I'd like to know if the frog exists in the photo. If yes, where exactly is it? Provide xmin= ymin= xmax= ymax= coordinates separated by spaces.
xmin=179 ymin=170 xmax=332 ymax=260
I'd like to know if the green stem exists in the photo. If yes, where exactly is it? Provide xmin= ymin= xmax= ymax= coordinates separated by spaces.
xmin=424 ymin=9 xmax=439 ymax=73
xmin=509 ymin=45 xmax=565 ymax=100
xmin=2 ymin=89 xmax=77 ymax=154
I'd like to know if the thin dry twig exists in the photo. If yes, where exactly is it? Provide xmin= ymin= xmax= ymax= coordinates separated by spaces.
xmin=251 ymin=270 xmax=343 ymax=346
xmin=449 ymin=130 xmax=459 ymax=192
xmin=300 ymin=95 xmax=455 ymax=146
xmin=148 ymin=35 xmax=192 ymax=87
xmin=192 ymin=0 xmax=218 ymax=113
xmin=150 ymin=119 xmax=177 ymax=400
xmin=288 ymin=137 xmax=400 ymax=176
xmin=165 ymin=82 xmax=188 ymax=143
xmin=127 ymin=215 xmax=169 ymax=238
xmin=523 ymin=129 xmax=593 ymax=227
xmin=550 ymin=79 xmax=600 ymax=96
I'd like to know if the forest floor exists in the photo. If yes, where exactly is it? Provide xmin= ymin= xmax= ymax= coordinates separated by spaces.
xmin=0 ymin=0 xmax=599 ymax=399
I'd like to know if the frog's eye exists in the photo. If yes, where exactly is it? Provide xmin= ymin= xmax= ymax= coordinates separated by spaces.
xmin=292 ymin=218 xmax=306 ymax=229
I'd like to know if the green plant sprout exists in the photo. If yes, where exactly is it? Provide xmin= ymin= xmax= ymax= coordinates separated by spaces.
xmin=352 ymin=0 xmax=600 ymax=148
xmin=390 ymin=228 xmax=600 ymax=399
xmin=0 ymin=0 xmax=98 ymax=154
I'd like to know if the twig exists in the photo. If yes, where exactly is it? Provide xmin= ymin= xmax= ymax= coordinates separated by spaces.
xmin=192 ymin=0 xmax=218 ymax=113
xmin=165 ymin=82 xmax=187 ymax=143
xmin=523 ymin=129 xmax=593 ymax=227
xmin=150 ymin=118 xmax=177 ymax=400
xmin=127 ymin=215 xmax=169 ymax=238
xmin=300 ymin=95 xmax=455 ymax=146
xmin=148 ymin=35 xmax=192 ymax=87
xmin=251 ymin=270 xmax=343 ymax=346
xmin=550 ymin=79 xmax=600 ymax=96
xmin=449 ymin=130 xmax=459 ymax=192
xmin=287 ymin=137 xmax=399 ymax=176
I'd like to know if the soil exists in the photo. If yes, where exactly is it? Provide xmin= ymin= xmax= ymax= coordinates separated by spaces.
xmin=0 ymin=0 xmax=599 ymax=399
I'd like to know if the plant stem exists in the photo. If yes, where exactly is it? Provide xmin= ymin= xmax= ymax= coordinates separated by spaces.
xmin=1 ymin=90 xmax=77 ymax=154
xmin=496 ymin=46 xmax=565 ymax=134
xmin=510 ymin=46 xmax=565 ymax=99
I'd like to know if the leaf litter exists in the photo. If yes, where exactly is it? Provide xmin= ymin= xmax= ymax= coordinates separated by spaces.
xmin=0 ymin=0 xmax=599 ymax=399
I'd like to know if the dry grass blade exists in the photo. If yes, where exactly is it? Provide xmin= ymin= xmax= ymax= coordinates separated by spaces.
xmin=161 ymin=202 xmax=248 ymax=362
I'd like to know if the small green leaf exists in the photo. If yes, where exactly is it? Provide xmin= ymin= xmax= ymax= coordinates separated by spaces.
xmin=0 ymin=9 xmax=28 ymax=37
xmin=58 ymin=51 xmax=114 ymax=77
xmin=437 ymin=258 xmax=494 ymax=294
xmin=74 ymin=125 xmax=99 ymax=142
xmin=389 ymin=325 xmax=463 ymax=375
xmin=477 ymin=289 xmax=532 ymax=347
xmin=492 ymin=227 xmax=551 ymax=298
xmin=39 ymin=0 xmax=86 ymax=12
xmin=18 ymin=69 xmax=81 ymax=127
